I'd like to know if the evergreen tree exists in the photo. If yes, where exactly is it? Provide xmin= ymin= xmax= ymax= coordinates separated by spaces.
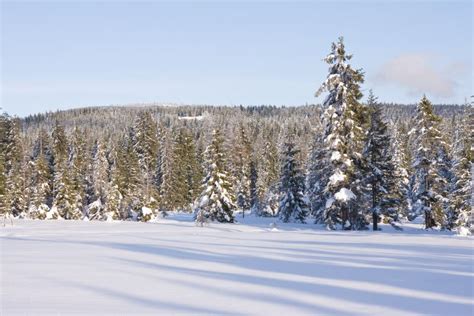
xmin=51 ymin=121 xmax=76 ymax=219
xmin=29 ymin=130 xmax=53 ymax=219
xmin=411 ymin=95 xmax=447 ymax=228
xmin=69 ymin=127 xmax=88 ymax=218
xmin=194 ymin=129 xmax=236 ymax=223
xmin=391 ymin=122 xmax=412 ymax=220
xmin=307 ymin=130 xmax=330 ymax=223
xmin=88 ymin=138 xmax=110 ymax=220
xmin=448 ymin=108 xmax=473 ymax=233
xmin=0 ymin=112 xmax=9 ymax=215
xmin=165 ymin=128 xmax=202 ymax=211
xmin=278 ymin=139 xmax=308 ymax=223
xmin=315 ymin=36 xmax=366 ymax=230
xmin=363 ymin=92 xmax=399 ymax=230
xmin=3 ymin=118 xmax=28 ymax=217
xmin=234 ymin=124 xmax=252 ymax=212
xmin=133 ymin=111 xmax=160 ymax=210
xmin=249 ymin=159 xmax=259 ymax=214
xmin=256 ymin=137 xmax=280 ymax=216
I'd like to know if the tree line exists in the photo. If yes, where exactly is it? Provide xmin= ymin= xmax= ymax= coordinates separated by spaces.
xmin=0 ymin=37 xmax=472 ymax=232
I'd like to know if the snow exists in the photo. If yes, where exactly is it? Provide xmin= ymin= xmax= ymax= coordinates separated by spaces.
xmin=334 ymin=188 xmax=355 ymax=201
xmin=330 ymin=151 xmax=341 ymax=161
xmin=1 ymin=215 xmax=473 ymax=315
xmin=178 ymin=115 xmax=204 ymax=121
xmin=329 ymin=170 xmax=346 ymax=185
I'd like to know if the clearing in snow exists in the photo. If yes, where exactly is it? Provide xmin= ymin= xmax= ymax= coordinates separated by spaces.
xmin=1 ymin=214 xmax=473 ymax=315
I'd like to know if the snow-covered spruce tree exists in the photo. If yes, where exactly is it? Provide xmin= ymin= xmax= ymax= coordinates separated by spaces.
xmin=87 ymin=138 xmax=110 ymax=220
xmin=29 ymin=130 xmax=53 ymax=219
xmin=194 ymin=129 xmax=236 ymax=223
xmin=164 ymin=128 xmax=201 ymax=212
xmin=448 ymin=108 xmax=473 ymax=233
xmin=4 ymin=118 xmax=29 ymax=218
xmin=307 ymin=129 xmax=330 ymax=223
xmin=256 ymin=137 xmax=280 ymax=216
xmin=122 ymin=130 xmax=144 ymax=219
xmin=391 ymin=122 xmax=412 ymax=220
xmin=411 ymin=95 xmax=447 ymax=229
xmin=278 ymin=139 xmax=308 ymax=223
xmin=0 ymin=112 xmax=7 ymax=216
xmin=249 ymin=159 xmax=259 ymax=214
xmin=133 ymin=111 xmax=160 ymax=217
xmin=69 ymin=127 xmax=88 ymax=219
xmin=363 ymin=92 xmax=399 ymax=230
xmin=233 ymin=123 xmax=252 ymax=213
xmin=315 ymin=37 xmax=366 ymax=230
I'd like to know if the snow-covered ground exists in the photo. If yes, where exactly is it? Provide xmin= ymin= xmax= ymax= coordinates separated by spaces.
xmin=1 ymin=214 xmax=473 ymax=315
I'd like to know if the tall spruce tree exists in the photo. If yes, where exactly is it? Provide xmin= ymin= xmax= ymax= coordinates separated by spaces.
xmin=315 ymin=36 xmax=366 ymax=230
xmin=448 ymin=107 xmax=473 ymax=233
xmin=278 ymin=139 xmax=308 ymax=223
xmin=51 ymin=121 xmax=77 ymax=219
xmin=411 ymin=95 xmax=447 ymax=229
xmin=4 ymin=117 xmax=28 ymax=218
xmin=29 ymin=129 xmax=53 ymax=219
xmin=133 ymin=111 xmax=160 ymax=211
xmin=307 ymin=129 xmax=330 ymax=223
xmin=194 ymin=129 xmax=236 ymax=223
xmin=165 ymin=128 xmax=201 ymax=211
xmin=234 ymin=124 xmax=252 ymax=213
xmin=363 ymin=92 xmax=399 ymax=230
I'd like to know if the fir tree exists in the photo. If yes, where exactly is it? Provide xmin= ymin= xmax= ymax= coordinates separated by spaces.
xmin=29 ymin=130 xmax=53 ymax=219
xmin=411 ymin=95 xmax=447 ymax=229
xmin=234 ymin=124 xmax=252 ymax=212
xmin=448 ymin=107 xmax=473 ymax=233
xmin=315 ymin=36 xmax=366 ymax=230
xmin=69 ymin=127 xmax=88 ymax=218
xmin=133 ymin=111 xmax=160 ymax=210
xmin=4 ymin=118 xmax=28 ymax=218
xmin=88 ymin=138 xmax=110 ymax=220
xmin=194 ymin=129 xmax=236 ymax=223
xmin=51 ymin=121 xmax=76 ymax=219
xmin=278 ymin=139 xmax=308 ymax=223
xmin=363 ymin=92 xmax=399 ymax=230
xmin=307 ymin=130 xmax=330 ymax=223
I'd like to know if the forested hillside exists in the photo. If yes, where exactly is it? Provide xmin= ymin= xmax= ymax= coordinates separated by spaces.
xmin=0 ymin=38 xmax=472 ymax=233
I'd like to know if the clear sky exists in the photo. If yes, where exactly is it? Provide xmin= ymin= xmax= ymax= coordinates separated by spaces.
xmin=1 ymin=0 xmax=472 ymax=117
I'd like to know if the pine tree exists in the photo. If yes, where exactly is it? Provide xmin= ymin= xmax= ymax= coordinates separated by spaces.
xmin=315 ymin=36 xmax=366 ymax=230
xmin=307 ymin=130 xmax=330 ymax=223
xmin=69 ymin=127 xmax=88 ymax=219
xmin=391 ymin=122 xmax=412 ymax=220
xmin=133 ymin=111 xmax=160 ymax=211
xmin=234 ymin=124 xmax=252 ymax=213
xmin=278 ymin=139 xmax=308 ymax=223
xmin=88 ymin=138 xmax=110 ymax=220
xmin=448 ymin=107 xmax=473 ymax=233
xmin=256 ymin=137 xmax=280 ymax=216
xmin=194 ymin=129 xmax=236 ymax=223
xmin=363 ymin=92 xmax=399 ymax=230
xmin=249 ymin=159 xmax=259 ymax=213
xmin=29 ymin=129 xmax=53 ymax=219
xmin=51 ymin=121 xmax=76 ymax=219
xmin=166 ymin=128 xmax=202 ymax=211
xmin=0 ymin=112 xmax=9 ymax=215
xmin=4 ymin=118 xmax=28 ymax=218
xmin=411 ymin=95 xmax=447 ymax=229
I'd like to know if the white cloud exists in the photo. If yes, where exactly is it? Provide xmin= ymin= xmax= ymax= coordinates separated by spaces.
xmin=374 ymin=53 xmax=469 ymax=98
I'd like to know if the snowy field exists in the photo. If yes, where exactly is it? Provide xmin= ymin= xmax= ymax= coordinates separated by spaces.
xmin=1 ymin=214 xmax=473 ymax=315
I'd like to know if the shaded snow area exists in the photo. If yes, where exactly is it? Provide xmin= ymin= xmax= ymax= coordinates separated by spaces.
xmin=1 ymin=214 xmax=473 ymax=315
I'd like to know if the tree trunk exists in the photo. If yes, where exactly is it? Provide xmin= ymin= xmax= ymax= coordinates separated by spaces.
xmin=373 ymin=211 xmax=378 ymax=231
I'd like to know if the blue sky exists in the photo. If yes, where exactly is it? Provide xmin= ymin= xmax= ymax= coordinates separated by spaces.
xmin=1 ymin=1 xmax=472 ymax=117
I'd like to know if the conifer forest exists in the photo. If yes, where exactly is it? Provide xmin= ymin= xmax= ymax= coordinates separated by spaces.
xmin=1 ymin=38 xmax=472 ymax=233
xmin=1 ymin=2 xmax=473 ymax=314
